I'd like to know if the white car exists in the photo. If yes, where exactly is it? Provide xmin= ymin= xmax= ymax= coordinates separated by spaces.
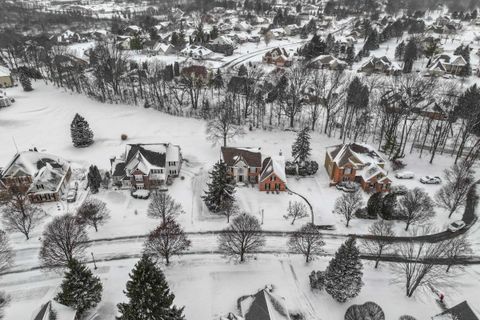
xmin=420 ymin=176 xmax=442 ymax=184
xmin=66 ymin=189 xmax=77 ymax=203
xmin=448 ymin=220 xmax=466 ymax=232
xmin=395 ymin=171 xmax=415 ymax=179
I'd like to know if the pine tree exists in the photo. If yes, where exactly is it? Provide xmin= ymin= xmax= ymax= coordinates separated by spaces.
xmin=324 ymin=237 xmax=363 ymax=303
xmin=367 ymin=192 xmax=383 ymax=218
xmin=71 ymin=113 xmax=94 ymax=148
xmin=19 ymin=72 xmax=33 ymax=92
xmin=292 ymin=127 xmax=311 ymax=163
xmin=55 ymin=259 xmax=102 ymax=317
xmin=87 ymin=165 xmax=102 ymax=194
xmin=117 ymin=255 xmax=184 ymax=320
xmin=202 ymin=160 xmax=235 ymax=213
xmin=403 ymin=39 xmax=417 ymax=73
xmin=363 ymin=29 xmax=379 ymax=52
xmin=395 ymin=41 xmax=405 ymax=60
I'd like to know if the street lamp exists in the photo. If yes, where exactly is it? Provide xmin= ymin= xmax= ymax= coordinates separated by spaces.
xmin=91 ymin=252 xmax=97 ymax=270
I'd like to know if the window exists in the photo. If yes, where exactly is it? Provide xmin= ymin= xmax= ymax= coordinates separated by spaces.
xmin=170 ymin=170 xmax=177 ymax=175
xmin=135 ymin=175 xmax=143 ymax=182
xmin=238 ymin=168 xmax=244 ymax=174
xmin=344 ymin=167 xmax=352 ymax=175
xmin=270 ymin=176 xmax=275 ymax=181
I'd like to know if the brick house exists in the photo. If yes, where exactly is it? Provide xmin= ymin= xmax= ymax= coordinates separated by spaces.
xmin=324 ymin=143 xmax=391 ymax=192
xmin=111 ymin=143 xmax=182 ymax=190
xmin=259 ymin=156 xmax=287 ymax=192
xmin=262 ymin=47 xmax=292 ymax=67
xmin=221 ymin=147 xmax=262 ymax=184
xmin=0 ymin=151 xmax=71 ymax=203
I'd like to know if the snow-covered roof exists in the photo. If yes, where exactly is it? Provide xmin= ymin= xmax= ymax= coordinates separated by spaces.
xmin=0 ymin=66 xmax=11 ymax=77
xmin=327 ymin=143 xmax=385 ymax=168
xmin=1 ymin=151 xmax=69 ymax=179
xmin=260 ymin=156 xmax=287 ymax=184
xmin=239 ymin=288 xmax=291 ymax=320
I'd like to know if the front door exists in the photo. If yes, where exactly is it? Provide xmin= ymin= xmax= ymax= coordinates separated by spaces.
xmin=239 ymin=175 xmax=243 ymax=182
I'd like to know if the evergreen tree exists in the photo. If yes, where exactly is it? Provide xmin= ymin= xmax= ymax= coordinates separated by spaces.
xmin=19 ymin=72 xmax=33 ymax=92
xmin=202 ymin=160 xmax=235 ymax=213
xmin=363 ymin=29 xmax=379 ymax=52
xmin=238 ymin=64 xmax=248 ymax=77
xmin=454 ymin=45 xmax=472 ymax=76
xmin=403 ymin=39 xmax=417 ymax=73
xmin=210 ymin=25 xmax=219 ymax=40
xmin=367 ymin=192 xmax=383 ymax=218
xmin=211 ymin=69 xmax=224 ymax=90
xmin=70 ymin=113 xmax=94 ymax=148
xmin=55 ymin=259 xmax=102 ymax=317
xmin=117 ymin=255 xmax=184 ymax=320
xmin=395 ymin=41 xmax=406 ymax=60
xmin=87 ymin=165 xmax=102 ymax=194
xmin=345 ymin=45 xmax=356 ymax=65
xmin=292 ymin=127 xmax=311 ymax=163
xmin=324 ymin=237 xmax=363 ymax=303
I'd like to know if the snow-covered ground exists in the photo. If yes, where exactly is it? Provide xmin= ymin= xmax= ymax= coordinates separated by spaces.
xmin=2 ymin=254 xmax=480 ymax=320
xmin=0 ymin=82 xmax=479 ymax=319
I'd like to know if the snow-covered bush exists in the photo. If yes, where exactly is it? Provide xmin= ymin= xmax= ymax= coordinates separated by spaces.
xmin=344 ymin=301 xmax=385 ymax=320
xmin=309 ymin=270 xmax=325 ymax=290
xmin=399 ymin=316 xmax=417 ymax=320
xmin=121 ymin=134 xmax=128 ymax=140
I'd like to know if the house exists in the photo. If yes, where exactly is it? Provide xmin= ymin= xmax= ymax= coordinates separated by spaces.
xmin=262 ymin=47 xmax=292 ymax=67
xmin=180 ymin=45 xmax=213 ymax=60
xmin=221 ymin=147 xmax=262 ymax=184
xmin=427 ymin=54 xmax=468 ymax=76
xmin=259 ymin=156 xmax=287 ymax=192
xmin=111 ymin=143 xmax=182 ymax=190
xmin=324 ymin=143 xmax=391 ymax=192
xmin=234 ymin=21 xmax=253 ymax=32
xmin=0 ymin=151 xmax=72 ymax=203
xmin=0 ymin=66 xmax=13 ymax=88
xmin=239 ymin=287 xmax=291 ymax=320
xmin=308 ymin=54 xmax=347 ymax=70
xmin=153 ymin=42 xmax=176 ymax=55
xmin=33 ymin=301 xmax=76 ymax=320
xmin=359 ymin=56 xmax=401 ymax=75
xmin=208 ymin=36 xmax=236 ymax=55
xmin=431 ymin=301 xmax=479 ymax=320
xmin=55 ymin=30 xmax=83 ymax=44
xmin=284 ymin=24 xmax=301 ymax=36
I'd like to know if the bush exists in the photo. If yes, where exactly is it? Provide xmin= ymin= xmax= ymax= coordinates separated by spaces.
xmin=309 ymin=270 xmax=325 ymax=290
xmin=345 ymin=302 xmax=385 ymax=320
xmin=391 ymin=159 xmax=406 ymax=171
xmin=121 ymin=134 xmax=128 ymax=141
xmin=285 ymin=161 xmax=319 ymax=176
xmin=399 ymin=316 xmax=417 ymax=320
xmin=354 ymin=207 xmax=377 ymax=219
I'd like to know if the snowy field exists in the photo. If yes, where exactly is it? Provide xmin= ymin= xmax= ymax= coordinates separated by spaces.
xmin=0 ymin=80 xmax=479 ymax=319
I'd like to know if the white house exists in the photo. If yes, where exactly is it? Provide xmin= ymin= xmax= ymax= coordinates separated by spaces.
xmin=180 ymin=45 xmax=214 ymax=60
xmin=111 ymin=143 xmax=182 ymax=189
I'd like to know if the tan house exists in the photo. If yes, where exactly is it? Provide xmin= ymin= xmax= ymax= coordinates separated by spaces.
xmin=0 ymin=66 xmax=13 ymax=88
xmin=0 ymin=151 xmax=72 ymax=203
xmin=324 ymin=143 xmax=391 ymax=192
xmin=221 ymin=147 xmax=262 ymax=184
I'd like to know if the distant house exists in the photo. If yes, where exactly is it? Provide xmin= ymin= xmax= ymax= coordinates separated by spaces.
xmin=359 ymin=56 xmax=401 ymax=75
xmin=180 ymin=44 xmax=213 ymax=60
xmin=234 ymin=21 xmax=253 ymax=32
xmin=153 ymin=42 xmax=176 ymax=55
xmin=55 ymin=30 xmax=83 ymax=44
xmin=0 ymin=66 xmax=13 ymax=88
xmin=221 ymin=147 xmax=262 ymax=184
xmin=427 ymin=54 xmax=468 ymax=76
xmin=259 ymin=156 xmax=287 ymax=192
xmin=239 ymin=287 xmax=291 ymax=320
xmin=324 ymin=143 xmax=391 ymax=192
xmin=124 ymin=25 xmax=143 ymax=35
xmin=381 ymin=90 xmax=448 ymax=121
xmin=308 ymin=54 xmax=347 ymax=70
xmin=263 ymin=47 xmax=292 ymax=67
xmin=284 ymin=24 xmax=301 ymax=36
xmin=111 ymin=143 xmax=182 ymax=190
xmin=0 ymin=151 xmax=72 ymax=203
xmin=33 ymin=301 xmax=76 ymax=320
xmin=431 ymin=301 xmax=479 ymax=320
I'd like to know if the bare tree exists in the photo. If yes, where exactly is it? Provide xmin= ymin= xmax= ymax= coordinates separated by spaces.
xmin=435 ymin=161 xmax=475 ymax=218
xmin=444 ymin=235 xmax=473 ymax=273
xmin=219 ymin=197 xmax=239 ymax=223
xmin=147 ymin=191 xmax=184 ymax=224
xmin=218 ymin=213 xmax=265 ymax=262
xmin=76 ymin=198 xmax=110 ymax=232
xmin=144 ymin=220 xmax=191 ymax=265
xmin=334 ymin=191 xmax=364 ymax=227
xmin=206 ymin=99 xmax=245 ymax=147
xmin=399 ymin=188 xmax=434 ymax=231
xmin=0 ymin=187 xmax=46 ymax=240
xmin=393 ymin=228 xmax=447 ymax=297
xmin=283 ymin=201 xmax=309 ymax=225
xmin=0 ymin=230 xmax=13 ymax=273
xmin=39 ymin=214 xmax=90 ymax=268
xmin=362 ymin=220 xmax=395 ymax=268
xmin=280 ymin=65 xmax=311 ymax=128
xmin=288 ymin=223 xmax=325 ymax=262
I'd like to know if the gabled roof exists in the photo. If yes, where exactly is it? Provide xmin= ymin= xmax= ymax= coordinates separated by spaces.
xmin=221 ymin=147 xmax=262 ymax=167
xmin=327 ymin=143 xmax=385 ymax=168
xmin=260 ymin=156 xmax=286 ymax=183
xmin=1 ymin=151 xmax=68 ymax=180
xmin=432 ymin=301 xmax=479 ymax=320
xmin=240 ymin=289 xmax=291 ymax=320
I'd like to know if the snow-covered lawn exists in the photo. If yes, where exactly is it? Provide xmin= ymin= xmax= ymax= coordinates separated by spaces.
xmin=2 ymin=254 xmax=480 ymax=320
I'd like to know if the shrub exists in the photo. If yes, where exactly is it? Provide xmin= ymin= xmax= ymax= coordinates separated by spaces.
xmin=354 ymin=207 xmax=377 ymax=219
xmin=345 ymin=302 xmax=385 ymax=320
xmin=121 ymin=134 xmax=128 ymax=141
xmin=309 ymin=270 xmax=325 ymax=290
xmin=399 ymin=316 xmax=417 ymax=320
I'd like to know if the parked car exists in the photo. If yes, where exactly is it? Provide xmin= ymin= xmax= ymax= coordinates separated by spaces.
xmin=420 ymin=176 xmax=442 ymax=184
xmin=66 ymin=189 xmax=77 ymax=203
xmin=336 ymin=181 xmax=360 ymax=193
xmin=395 ymin=171 xmax=415 ymax=179
xmin=448 ymin=220 xmax=466 ymax=232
